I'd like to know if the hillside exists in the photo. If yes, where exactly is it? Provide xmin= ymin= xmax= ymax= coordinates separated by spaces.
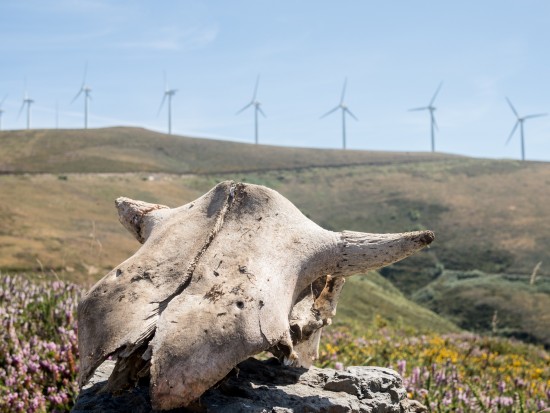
xmin=413 ymin=270 xmax=550 ymax=345
xmin=335 ymin=272 xmax=459 ymax=333
xmin=3 ymin=162 xmax=549 ymax=280
xmin=0 ymin=127 xmax=454 ymax=174
xmin=0 ymin=127 xmax=548 ymax=345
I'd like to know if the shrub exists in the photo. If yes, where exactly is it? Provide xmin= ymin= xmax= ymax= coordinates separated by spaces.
xmin=0 ymin=275 xmax=81 ymax=412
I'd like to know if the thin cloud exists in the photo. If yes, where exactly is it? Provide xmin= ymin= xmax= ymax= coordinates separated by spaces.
xmin=8 ymin=0 xmax=123 ymax=16
xmin=116 ymin=26 xmax=218 ymax=51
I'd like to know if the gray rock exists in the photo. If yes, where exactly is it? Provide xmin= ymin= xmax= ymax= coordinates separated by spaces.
xmin=72 ymin=358 xmax=426 ymax=413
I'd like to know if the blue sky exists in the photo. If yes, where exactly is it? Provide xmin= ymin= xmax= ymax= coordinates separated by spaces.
xmin=1 ymin=1 xmax=550 ymax=161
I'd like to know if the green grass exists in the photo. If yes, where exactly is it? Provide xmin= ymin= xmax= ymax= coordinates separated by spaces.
xmin=334 ymin=272 xmax=459 ymax=334
xmin=413 ymin=270 xmax=550 ymax=347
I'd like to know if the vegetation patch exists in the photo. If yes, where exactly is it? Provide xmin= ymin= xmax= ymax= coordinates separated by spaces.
xmin=413 ymin=270 xmax=550 ymax=348
xmin=334 ymin=272 xmax=459 ymax=334
xmin=0 ymin=275 xmax=81 ymax=412
xmin=319 ymin=322 xmax=550 ymax=412
xmin=3 ymin=274 xmax=548 ymax=412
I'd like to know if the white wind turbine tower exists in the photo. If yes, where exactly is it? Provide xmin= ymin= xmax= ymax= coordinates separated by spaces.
xmin=505 ymin=97 xmax=547 ymax=161
xmin=409 ymin=82 xmax=443 ymax=152
xmin=236 ymin=75 xmax=265 ymax=145
xmin=321 ymin=77 xmax=358 ymax=150
xmin=71 ymin=63 xmax=92 ymax=129
xmin=0 ymin=95 xmax=7 ymax=131
xmin=158 ymin=72 xmax=177 ymax=135
xmin=18 ymin=83 xmax=34 ymax=130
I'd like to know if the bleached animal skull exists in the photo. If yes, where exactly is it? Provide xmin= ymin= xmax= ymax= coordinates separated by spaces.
xmin=78 ymin=181 xmax=434 ymax=410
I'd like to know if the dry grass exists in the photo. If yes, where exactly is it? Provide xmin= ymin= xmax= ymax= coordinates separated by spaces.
xmin=0 ymin=173 xmax=204 ymax=283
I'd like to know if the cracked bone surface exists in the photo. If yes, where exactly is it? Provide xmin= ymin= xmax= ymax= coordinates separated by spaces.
xmin=77 ymin=181 xmax=434 ymax=410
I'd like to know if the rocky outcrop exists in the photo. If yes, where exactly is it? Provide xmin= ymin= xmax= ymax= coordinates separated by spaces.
xmin=72 ymin=357 xmax=426 ymax=413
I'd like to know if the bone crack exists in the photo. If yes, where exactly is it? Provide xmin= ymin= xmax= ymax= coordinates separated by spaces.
xmin=154 ymin=182 xmax=238 ymax=317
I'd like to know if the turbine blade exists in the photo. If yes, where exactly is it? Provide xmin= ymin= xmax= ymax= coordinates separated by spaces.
xmin=505 ymin=97 xmax=519 ymax=118
xmin=432 ymin=115 xmax=439 ymax=131
xmin=236 ymin=101 xmax=253 ymax=115
xmin=345 ymin=107 xmax=358 ymax=121
xmin=505 ymin=121 xmax=519 ymax=145
xmin=258 ymin=105 xmax=266 ymax=118
xmin=17 ymin=100 xmax=25 ymax=120
xmin=409 ymin=106 xmax=429 ymax=111
xmin=71 ymin=89 xmax=83 ymax=104
xmin=523 ymin=113 xmax=547 ymax=120
xmin=157 ymin=93 xmax=167 ymax=116
xmin=0 ymin=94 xmax=7 ymax=106
xmin=429 ymin=81 xmax=443 ymax=106
xmin=252 ymin=74 xmax=260 ymax=101
xmin=340 ymin=77 xmax=347 ymax=104
xmin=321 ymin=106 xmax=340 ymax=119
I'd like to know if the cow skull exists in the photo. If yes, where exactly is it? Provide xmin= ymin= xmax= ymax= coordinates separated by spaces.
xmin=78 ymin=181 xmax=434 ymax=410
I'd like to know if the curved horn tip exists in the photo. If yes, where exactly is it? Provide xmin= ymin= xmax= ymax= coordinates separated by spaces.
xmin=416 ymin=230 xmax=435 ymax=245
xmin=114 ymin=197 xmax=170 ymax=243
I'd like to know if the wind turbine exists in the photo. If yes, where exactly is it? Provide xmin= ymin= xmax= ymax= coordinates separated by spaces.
xmin=18 ymin=88 xmax=34 ymax=130
xmin=71 ymin=63 xmax=92 ymax=129
xmin=0 ymin=95 xmax=7 ymax=131
xmin=505 ymin=97 xmax=547 ymax=161
xmin=321 ymin=77 xmax=358 ymax=150
xmin=158 ymin=72 xmax=177 ymax=135
xmin=236 ymin=75 xmax=265 ymax=145
xmin=409 ymin=82 xmax=443 ymax=152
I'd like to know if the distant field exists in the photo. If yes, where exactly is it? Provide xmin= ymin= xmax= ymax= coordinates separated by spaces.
xmin=0 ymin=127 xmax=548 ymax=345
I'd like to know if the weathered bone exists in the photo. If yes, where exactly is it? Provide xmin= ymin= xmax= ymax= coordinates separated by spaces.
xmin=77 ymin=181 xmax=434 ymax=410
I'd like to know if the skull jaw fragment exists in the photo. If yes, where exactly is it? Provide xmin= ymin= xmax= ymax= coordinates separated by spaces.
xmin=77 ymin=181 xmax=434 ymax=410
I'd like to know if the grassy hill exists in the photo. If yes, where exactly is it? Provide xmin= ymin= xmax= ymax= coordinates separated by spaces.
xmin=1 ymin=127 xmax=548 ymax=344
xmin=335 ymin=272 xmax=459 ymax=333
xmin=0 ymin=127 xmax=453 ymax=174
xmin=413 ymin=270 xmax=550 ymax=345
